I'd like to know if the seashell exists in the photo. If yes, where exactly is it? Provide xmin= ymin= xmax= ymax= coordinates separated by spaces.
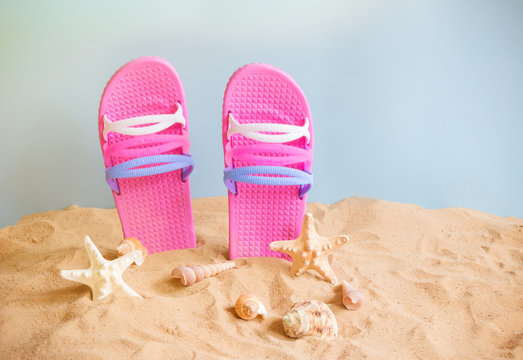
xmin=282 ymin=300 xmax=337 ymax=340
xmin=171 ymin=261 xmax=236 ymax=286
xmin=234 ymin=294 xmax=267 ymax=320
xmin=342 ymin=280 xmax=365 ymax=310
xmin=117 ymin=238 xmax=148 ymax=258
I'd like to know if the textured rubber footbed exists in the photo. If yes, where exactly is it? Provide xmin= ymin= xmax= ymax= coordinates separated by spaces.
xmin=99 ymin=57 xmax=195 ymax=253
xmin=223 ymin=64 xmax=313 ymax=259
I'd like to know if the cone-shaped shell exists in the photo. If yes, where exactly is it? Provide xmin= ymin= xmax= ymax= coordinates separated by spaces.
xmin=282 ymin=300 xmax=337 ymax=340
xmin=117 ymin=238 xmax=148 ymax=258
xmin=171 ymin=261 xmax=236 ymax=286
xmin=235 ymin=294 xmax=267 ymax=320
xmin=342 ymin=280 xmax=365 ymax=310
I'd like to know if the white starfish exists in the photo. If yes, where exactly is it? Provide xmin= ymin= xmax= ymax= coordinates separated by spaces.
xmin=60 ymin=235 xmax=144 ymax=300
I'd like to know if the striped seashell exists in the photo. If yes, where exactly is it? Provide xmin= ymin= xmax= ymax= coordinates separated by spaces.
xmin=234 ymin=294 xmax=267 ymax=320
xmin=116 ymin=238 xmax=148 ymax=264
xmin=342 ymin=280 xmax=365 ymax=310
xmin=171 ymin=261 xmax=236 ymax=286
xmin=282 ymin=300 xmax=337 ymax=340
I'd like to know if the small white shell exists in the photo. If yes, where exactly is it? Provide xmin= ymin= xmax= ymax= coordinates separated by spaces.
xmin=234 ymin=294 xmax=267 ymax=320
xmin=171 ymin=261 xmax=236 ymax=286
xmin=116 ymin=238 xmax=148 ymax=258
xmin=342 ymin=280 xmax=365 ymax=310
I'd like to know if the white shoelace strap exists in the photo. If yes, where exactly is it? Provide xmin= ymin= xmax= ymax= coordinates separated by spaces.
xmin=103 ymin=104 xmax=186 ymax=140
xmin=226 ymin=114 xmax=310 ymax=144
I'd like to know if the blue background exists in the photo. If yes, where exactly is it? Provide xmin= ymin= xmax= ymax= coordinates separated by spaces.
xmin=1 ymin=0 xmax=522 ymax=227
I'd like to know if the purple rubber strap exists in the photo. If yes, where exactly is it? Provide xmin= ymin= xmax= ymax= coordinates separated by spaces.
xmin=223 ymin=165 xmax=312 ymax=198
xmin=106 ymin=154 xmax=194 ymax=194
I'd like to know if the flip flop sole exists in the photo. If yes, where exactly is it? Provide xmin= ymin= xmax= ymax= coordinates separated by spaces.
xmin=99 ymin=57 xmax=195 ymax=253
xmin=223 ymin=64 xmax=314 ymax=259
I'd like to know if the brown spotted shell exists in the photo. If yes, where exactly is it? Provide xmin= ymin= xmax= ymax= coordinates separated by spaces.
xmin=234 ymin=294 xmax=267 ymax=320
xmin=282 ymin=300 xmax=337 ymax=340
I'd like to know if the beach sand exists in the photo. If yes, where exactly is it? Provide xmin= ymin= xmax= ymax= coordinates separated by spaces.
xmin=0 ymin=197 xmax=521 ymax=359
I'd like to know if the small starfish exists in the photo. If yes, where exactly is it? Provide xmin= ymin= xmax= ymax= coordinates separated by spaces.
xmin=269 ymin=213 xmax=349 ymax=285
xmin=61 ymin=235 xmax=144 ymax=300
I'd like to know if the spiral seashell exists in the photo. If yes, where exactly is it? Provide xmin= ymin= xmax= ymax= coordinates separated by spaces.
xmin=282 ymin=300 xmax=337 ymax=340
xmin=342 ymin=280 xmax=365 ymax=310
xmin=171 ymin=261 xmax=236 ymax=286
xmin=234 ymin=294 xmax=267 ymax=320
xmin=116 ymin=238 xmax=148 ymax=263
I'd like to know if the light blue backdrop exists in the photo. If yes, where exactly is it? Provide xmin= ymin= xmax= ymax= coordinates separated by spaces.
xmin=1 ymin=0 xmax=522 ymax=227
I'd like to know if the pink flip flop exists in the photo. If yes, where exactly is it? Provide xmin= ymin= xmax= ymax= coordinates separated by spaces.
xmin=99 ymin=57 xmax=196 ymax=253
xmin=222 ymin=64 xmax=314 ymax=259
